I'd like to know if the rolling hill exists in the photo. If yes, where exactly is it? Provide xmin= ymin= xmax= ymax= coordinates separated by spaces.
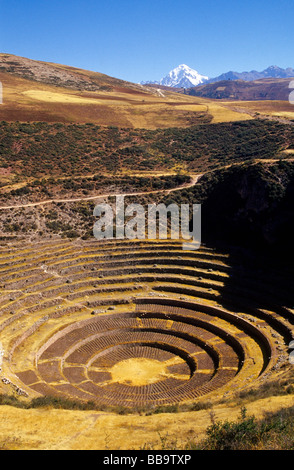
xmin=1 ymin=53 xmax=294 ymax=129
xmin=0 ymin=53 xmax=222 ymax=129
xmin=0 ymin=53 xmax=262 ymax=128
xmin=187 ymin=77 xmax=294 ymax=101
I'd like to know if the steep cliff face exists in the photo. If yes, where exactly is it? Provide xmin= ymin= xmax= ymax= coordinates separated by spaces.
xmin=199 ymin=162 xmax=294 ymax=253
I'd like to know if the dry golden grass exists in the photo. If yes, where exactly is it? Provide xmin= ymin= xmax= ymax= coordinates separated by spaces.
xmin=1 ymin=54 xmax=292 ymax=128
xmin=223 ymin=99 xmax=294 ymax=120
xmin=108 ymin=357 xmax=190 ymax=386
xmin=22 ymin=89 xmax=108 ymax=105
xmin=272 ymin=111 xmax=294 ymax=119
xmin=0 ymin=395 xmax=294 ymax=450
xmin=0 ymin=71 xmax=254 ymax=128
xmin=206 ymin=102 xmax=252 ymax=123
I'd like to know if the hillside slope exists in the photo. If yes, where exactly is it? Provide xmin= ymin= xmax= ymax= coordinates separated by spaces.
xmin=187 ymin=77 xmax=294 ymax=101
xmin=0 ymin=53 xmax=255 ymax=128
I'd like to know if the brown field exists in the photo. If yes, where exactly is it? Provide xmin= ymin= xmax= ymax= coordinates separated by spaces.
xmin=3 ymin=71 xmax=294 ymax=128
xmin=0 ymin=69 xmax=253 ymax=128
xmin=1 ymin=54 xmax=294 ymax=128
xmin=223 ymin=99 xmax=294 ymax=121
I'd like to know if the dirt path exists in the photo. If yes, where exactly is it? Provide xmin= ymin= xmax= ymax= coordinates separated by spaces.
xmin=0 ymin=174 xmax=202 ymax=210
xmin=0 ymin=156 xmax=293 ymax=211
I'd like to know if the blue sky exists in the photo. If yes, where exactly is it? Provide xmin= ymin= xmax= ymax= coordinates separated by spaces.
xmin=0 ymin=0 xmax=293 ymax=83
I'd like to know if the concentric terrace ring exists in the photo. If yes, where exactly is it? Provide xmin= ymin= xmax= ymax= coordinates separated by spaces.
xmin=0 ymin=238 xmax=291 ymax=407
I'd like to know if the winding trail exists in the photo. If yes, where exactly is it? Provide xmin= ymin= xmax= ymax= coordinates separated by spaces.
xmin=1 ymin=156 xmax=293 ymax=211
xmin=0 ymin=174 xmax=202 ymax=210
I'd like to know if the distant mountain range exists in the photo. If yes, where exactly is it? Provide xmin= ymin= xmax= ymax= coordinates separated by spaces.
xmin=207 ymin=65 xmax=294 ymax=84
xmin=142 ymin=64 xmax=294 ymax=89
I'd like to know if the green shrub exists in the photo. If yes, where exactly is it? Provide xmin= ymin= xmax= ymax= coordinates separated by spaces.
xmin=203 ymin=407 xmax=259 ymax=450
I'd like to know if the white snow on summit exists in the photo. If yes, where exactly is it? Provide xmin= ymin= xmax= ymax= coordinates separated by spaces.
xmin=140 ymin=64 xmax=209 ymax=88
xmin=160 ymin=64 xmax=209 ymax=88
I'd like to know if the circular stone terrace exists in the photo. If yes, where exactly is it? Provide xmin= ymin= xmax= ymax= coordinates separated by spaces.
xmin=0 ymin=238 xmax=292 ymax=408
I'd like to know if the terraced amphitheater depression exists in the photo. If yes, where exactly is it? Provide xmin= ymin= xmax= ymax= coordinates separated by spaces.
xmin=0 ymin=235 xmax=292 ymax=411
xmin=1 ymin=53 xmax=294 ymax=450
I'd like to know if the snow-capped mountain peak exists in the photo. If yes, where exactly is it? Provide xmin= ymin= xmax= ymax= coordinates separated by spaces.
xmin=160 ymin=64 xmax=209 ymax=88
